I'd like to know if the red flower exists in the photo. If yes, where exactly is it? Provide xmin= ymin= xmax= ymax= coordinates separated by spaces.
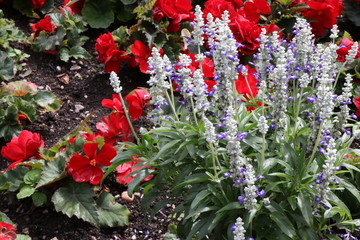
xmin=31 ymin=0 xmax=45 ymax=9
xmin=1 ymin=130 xmax=44 ymax=163
xmin=336 ymin=37 xmax=360 ymax=62
xmin=116 ymin=156 xmax=153 ymax=185
xmin=96 ymin=112 xmax=132 ymax=145
xmin=126 ymin=89 xmax=151 ymax=120
xmin=203 ymin=0 xmax=238 ymax=20
xmin=30 ymin=16 xmax=56 ymax=38
xmin=101 ymin=94 xmax=124 ymax=113
xmin=67 ymin=142 xmax=116 ymax=185
xmin=240 ymin=0 xmax=270 ymax=23
xmin=131 ymin=40 xmax=152 ymax=74
xmin=235 ymin=65 xmax=259 ymax=99
xmin=302 ymin=0 xmax=343 ymax=37
xmin=63 ymin=0 xmax=85 ymax=15
xmin=152 ymin=0 xmax=194 ymax=32
xmin=104 ymin=49 xmax=131 ymax=73
xmin=354 ymin=96 xmax=360 ymax=118
xmin=0 ymin=222 xmax=17 ymax=240
xmin=95 ymin=33 xmax=117 ymax=63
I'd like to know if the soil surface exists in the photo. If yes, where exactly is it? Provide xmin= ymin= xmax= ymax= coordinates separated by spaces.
xmin=0 ymin=3 xmax=174 ymax=240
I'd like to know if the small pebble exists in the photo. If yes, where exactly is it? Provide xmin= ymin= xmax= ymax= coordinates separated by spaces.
xmin=56 ymin=66 xmax=61 ymax=72
xmin=131 ymin=235 xmax=137 ymax=240
xmin=121 ymin=191 xmax=135 ymax=202
xmin=74 ymin=104 xmax=85 ymax=113
xmin=70 ymin=65 xmax=81 ymax=71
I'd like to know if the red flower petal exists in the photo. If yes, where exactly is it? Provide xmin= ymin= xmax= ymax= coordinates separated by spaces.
xmin=1 ymin=143 xmax=26 ymax=162
xmin=68 ymin=154 xmax=91 ymax=170
xmin=89 ymin=166 xmax=105 ymax=185
xmin=70 ymin=165 xmax=94 ymax=183
xmin=95 ymin=144 xmax=117 ymax=166
xmin=83 ymin=142 xmax=99 ymax=160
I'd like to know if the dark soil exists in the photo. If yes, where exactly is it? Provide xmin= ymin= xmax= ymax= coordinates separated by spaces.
xmin=0 ymin=3 xmax=174 ymax=240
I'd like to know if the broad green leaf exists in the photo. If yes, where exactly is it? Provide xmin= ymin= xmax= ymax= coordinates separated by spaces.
xmin=216 ymin=202 xmax=242 ymax=213
xmin=68 ymin=46 xmax=91 ymax=59
xmin=36 ymin=157 xmax=66 ymax=189
xmin=32 ymin=191 xmax=47 ymax=207
xmin=152 ymin=139 xmax=182 ymax=162
xmin=24 ymin=168 xmax=42 ymax=185
xmin=2 ymin=166 xmax=29 ymax=191
xmin=96 ymin=192 xmax=130 ymax=227
xmin=82 ymin=0 xmax=114 ymax=28
xmin=12 ymin=0 xmax=37 ymax=17
xmin=52 ymin=182 xmax=98 ymax=226
xmin=297 ymin=191 xmax=313 ymax=227
xmin=17 ymin=185 xmax=35 ymax=199
xmin=0 ymin=51 xmax=14 ymax=80
xmin=15 ymin=234 xmax=32 ymax=240
xmin=34 ymin=90 xmax=62 ymax=111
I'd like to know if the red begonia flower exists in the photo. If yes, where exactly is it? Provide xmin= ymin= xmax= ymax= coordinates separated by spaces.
xmin=240 ymin=0 xmax=270 ymax=23
xmin=30 ymin=16 xmax=56 ymax=38
xmin=96 ymin=112 xmax=132 ymax=145
xmin=0 ymin=222 xmax=17 ymax=240
xmin=63 ymin=0 xmax=85 ymax=15
xmin=116 ymin=155 xmax=153 ymax=185
xmin=67 ymin=142 xmax=116 ymax=185
xmin=31 ymin=0 xmax=45 ymax=9
xmin=101 ymin=94 xmax=124 ymax=113
xmin=235 ymin=65 xmax=259 ymax=99
xmin=152 ymin=0 xmax=194 ymax=32
xmin=104 ymin=49 xmax=131 ymax=73
xmin=126 ymin=89 xmax=151 ymax=120
xmin=131 ymin=40 xmax=152 ymax=74
xmin=95 ymin=33 xmax=117 ymax=63
xmin=203 ymin=0 xmax=238 ymax=20
xmin=1 ymin=130 xmax=44 ymax=163
xmin=302 ymin=0 xmax=343 ymax=37
xmin=336 ymin=37 xmax=360 ymax=62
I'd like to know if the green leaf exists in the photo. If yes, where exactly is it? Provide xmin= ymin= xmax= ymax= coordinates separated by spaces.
xmin=68 ymin=46 xmax=91 ymax=59
xmin=36 ymin=157 xmax=66 ymax=189
xmin=82 ymin=0 xmax=114 ymax=28
xmin=266 ymin=203 xmax=296 ymax=238
xmin=52 ymin=182 xmax=99 ymax=226
xmin=96 ymin=192 xmax=130 ymax=227
xmin=0 ymin=51 xmax=14 ymax=80
xmin=34 ymin=90 xmax=62 ymax=111
xmin=173 ymin=173 xmax=210 ymax=190
xmin=17 ymin=185 xmax=35 ymax=199
xmin=24 ymin=168 xmax=42 ymax=185
xmin=297 ymin=191 xmax=313 ymax=227
xmin=15 ymin=234 xmax=32 ymax=240
xmin=2 ymin=166 xmax=29 ymax=191
xmin=12 ymin=0 xmax=37 ymax=17
xmin=341 ymin=179 xmax=360 ymax=203
xmin=32 ymin=191 xmax=47 ymax=207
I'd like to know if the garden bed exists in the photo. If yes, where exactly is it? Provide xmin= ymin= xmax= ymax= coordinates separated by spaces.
xmin=0 ymin=3 xmax=173 ymax=240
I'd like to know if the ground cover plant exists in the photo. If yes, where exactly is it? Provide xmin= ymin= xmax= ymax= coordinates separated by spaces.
xmin=2 ymin=0 xmax=360 ymax=239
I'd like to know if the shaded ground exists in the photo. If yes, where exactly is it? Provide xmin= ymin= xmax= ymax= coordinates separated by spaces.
xmin=0 ymin=3 xmax=174 ymax=240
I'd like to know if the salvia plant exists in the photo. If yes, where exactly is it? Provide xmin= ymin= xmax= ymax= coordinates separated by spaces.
xmin=111 ymin=7 xmax=360 ymax=240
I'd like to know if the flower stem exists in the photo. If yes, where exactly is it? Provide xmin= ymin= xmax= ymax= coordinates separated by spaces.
xmin=118 ymin=94 xmax=140 ymax=143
